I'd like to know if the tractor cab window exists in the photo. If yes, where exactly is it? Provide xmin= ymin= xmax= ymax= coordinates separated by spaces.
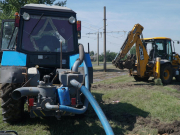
xmin=166 ymin=40 xmax=172 ymax=61
xmin=21 ymin=15 xmax=74 ymax=52
xmin=144 ymin=40 xmax=153 ymax=59
xmin=1 ymin=22 xmax=15 ymax=50
xmin=155 ymin=40 xmax=166 ymax=58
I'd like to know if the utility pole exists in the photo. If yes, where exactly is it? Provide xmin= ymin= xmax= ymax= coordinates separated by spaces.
xmin=86 ymin=32 xmax=100 ymax=66
xmin=103 ymin=6 xmax=106 ymax=72
xmin=97 ymin=31 xmax=99 ymax=66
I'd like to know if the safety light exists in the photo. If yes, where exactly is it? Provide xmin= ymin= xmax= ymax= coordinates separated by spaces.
xmin=22 ymin=12 xmax=30 ymax=20
xmin=77 ymin=20 xmax=81 ymax=31
xmin=69 ymin=16 xmax=75 ymax=24
xmin=71 ymin=98 xmax=76 ymax=105
xmin=15 ymin=12 xmax=20 ymax=27
xmin=77 ymin=20 xmax=81 ymax=39
xmin=29 ymin=98 xmax=34 ymax=106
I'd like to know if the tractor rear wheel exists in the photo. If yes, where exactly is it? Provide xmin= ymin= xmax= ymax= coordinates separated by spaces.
xmin=1 ymin=83 xmax=24 ymax=123
xmin=160 ymin=64 xmax=173 ymax=84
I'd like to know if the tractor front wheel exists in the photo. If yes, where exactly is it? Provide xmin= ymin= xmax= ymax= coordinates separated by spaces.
xmin=1 ymin=83 xmax=24 ymax=123
xmin=160 ymin=64 xmax=173 ymax=84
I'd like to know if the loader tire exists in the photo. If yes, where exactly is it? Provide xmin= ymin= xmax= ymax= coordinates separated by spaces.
xmin=160 ymin=64 xmax=173 ymax=84
xmin=1 ymin=83 xmax=24 ymax=123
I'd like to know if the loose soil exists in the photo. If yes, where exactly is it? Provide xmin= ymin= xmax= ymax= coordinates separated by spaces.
xmin=136 ymin=117 xmax=180 ymax=135
xmin=93 ymin=68 xmax=128 ymax=82
xmin=93 ymin=68 xmax=180 ymax=135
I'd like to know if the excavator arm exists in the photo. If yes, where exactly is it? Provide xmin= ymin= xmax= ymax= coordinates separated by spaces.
xmin=112 ymin=24 xmax=149 ymax=77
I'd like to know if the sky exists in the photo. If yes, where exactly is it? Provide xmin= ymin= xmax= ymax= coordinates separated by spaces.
xmin=58 ymin=0 xmax=180 ymax=54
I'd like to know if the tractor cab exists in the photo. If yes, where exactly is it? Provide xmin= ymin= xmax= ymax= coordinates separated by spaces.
xmin=143 ymin=37 xmax=173 ymax=61
xmin=0 ymin=4 xmax=82 ymax=68
xmin=0 ymin=4 xmax=93 ymax=84
xmin=0 ymin=4 xmax=95 ymax=123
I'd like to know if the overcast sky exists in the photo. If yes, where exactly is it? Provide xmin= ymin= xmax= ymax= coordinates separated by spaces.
xmin=59 ymin=0 xmax=180 ymax=54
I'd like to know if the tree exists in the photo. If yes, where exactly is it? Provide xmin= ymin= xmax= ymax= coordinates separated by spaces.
xmin=0 ymin=0 xmax=67 ymax=12
xmin=99 ymin=50 xmax=118 ymax=62
xmin=90 ymin=51 xmax=94 ymax=56
xmin=0 ymin=0 xmax=67 ymax=28
xmin=130 ymin=46 xmax=136 ymax=55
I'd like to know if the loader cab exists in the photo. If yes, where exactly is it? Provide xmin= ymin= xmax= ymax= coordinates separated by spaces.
xmin=144 ymin=37 xmax=172 ymax=61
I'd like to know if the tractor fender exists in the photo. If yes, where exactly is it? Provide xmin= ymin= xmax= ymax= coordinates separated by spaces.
xmin=0 ymin=66 xmax=26 ymax=83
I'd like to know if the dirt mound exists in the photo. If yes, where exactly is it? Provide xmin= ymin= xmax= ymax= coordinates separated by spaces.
xmin=158 ymin=121 xmax=180 ymax=135
xmin=137 ymin=117 xmax=180 ymax=135
xmin=136 ymin=117 xmax=160 ymax=128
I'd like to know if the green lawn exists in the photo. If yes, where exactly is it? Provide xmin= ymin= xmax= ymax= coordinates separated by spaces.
xmin=0 ymin=65 xmax=180 ymax=135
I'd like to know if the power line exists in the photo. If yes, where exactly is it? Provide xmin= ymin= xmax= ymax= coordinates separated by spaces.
xmin=83 ymin=20 xmax=104 ymax=29
xmin=107 ymin=34 xmax=124 ymax=39
xmin=82 ymin=26 xmax=97 ymax=31
xmin=81 ymin=36 xmax=97 ymax=40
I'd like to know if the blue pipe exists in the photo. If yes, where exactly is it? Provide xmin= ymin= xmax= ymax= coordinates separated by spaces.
xmin=70 ymin=80 xmax=114 ymax=135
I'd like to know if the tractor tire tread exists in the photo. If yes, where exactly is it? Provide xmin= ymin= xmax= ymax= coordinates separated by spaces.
xmin=160 ymin=64 xmax=173 ymax=84
xmin=1 ymin=98 xmax=12 ymax=108
xmin=1 ymin=83 xmax=24 ymax=123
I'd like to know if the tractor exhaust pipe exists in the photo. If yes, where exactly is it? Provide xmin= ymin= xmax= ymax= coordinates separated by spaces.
xmin=72 ymin=44 xmax=84 ymax=72
xmin=11 ymin=87 xmax=39 ymax=100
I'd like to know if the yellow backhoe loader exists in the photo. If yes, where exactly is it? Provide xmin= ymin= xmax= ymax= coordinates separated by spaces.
xmin=112 ymin=24 xmax=180 ymax=84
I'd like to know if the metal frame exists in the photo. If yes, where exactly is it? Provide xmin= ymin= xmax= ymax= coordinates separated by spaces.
xmin=0 ymin=19 xmax=15 ymax=50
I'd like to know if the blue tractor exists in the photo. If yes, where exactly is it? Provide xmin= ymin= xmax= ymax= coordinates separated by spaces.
xmin=0 ymin=4 xmax=115 ymax=135
xmin=0 ymin=4 xmax=94 ymax=122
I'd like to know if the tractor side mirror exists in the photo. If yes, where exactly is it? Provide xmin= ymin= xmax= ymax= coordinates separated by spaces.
xmin=177 ymin=41 xmax=179 ymax=44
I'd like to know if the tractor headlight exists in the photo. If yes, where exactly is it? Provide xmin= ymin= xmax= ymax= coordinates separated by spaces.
xmin=69 ymin=16 xmax=75 ymax=24
xmin=22 ymin=12 xmax=30 ymax=21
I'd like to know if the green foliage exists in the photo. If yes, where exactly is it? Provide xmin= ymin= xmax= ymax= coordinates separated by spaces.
xmin=130 ymin=46 xmax=136 ymax=55
xmin=0 ymin=0 xmax=67 ymax=29
xmin=0 ymin=0 xmax=67 ymax=12
xmin=55 ymin=0 xmax=67 ymax=6
xmin=90 ymin=51 xmax=94 ymax=56
xmin=99 ymin=50 xmax=118 ymax=62
xmin=154 ymin=78 xmax=163 ymax=85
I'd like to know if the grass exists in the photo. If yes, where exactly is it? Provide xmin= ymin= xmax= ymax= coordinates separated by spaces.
xmin=0 ymin=65 xmax=180 ymax=134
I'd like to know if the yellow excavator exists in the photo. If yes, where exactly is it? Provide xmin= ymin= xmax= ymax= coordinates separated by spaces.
xmin=112 ymin=24 xmax=180 ymax=84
